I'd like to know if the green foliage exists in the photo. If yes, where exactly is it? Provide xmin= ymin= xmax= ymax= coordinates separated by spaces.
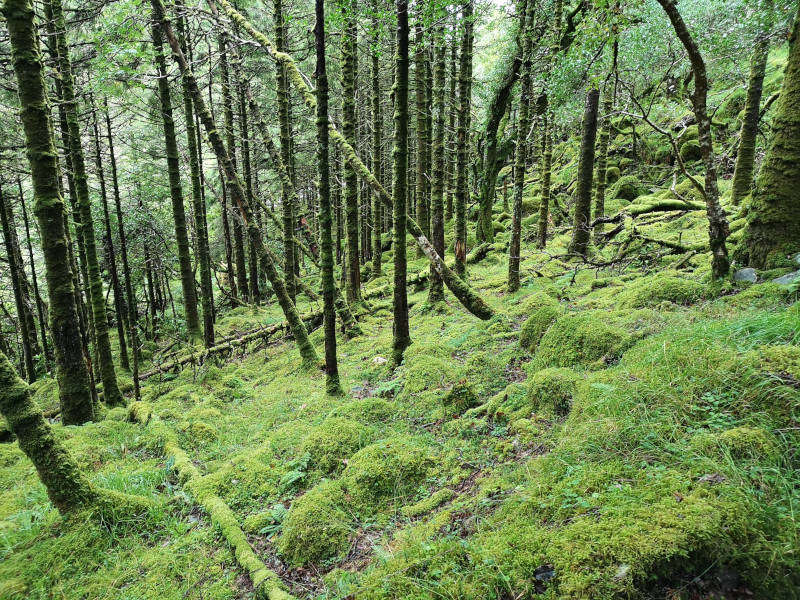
xmin=301 ymin=417 xmax=373 ymax=475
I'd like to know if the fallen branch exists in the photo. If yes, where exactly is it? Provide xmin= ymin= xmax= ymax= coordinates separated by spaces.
xmin=592 ymin=198 xmax=705 ymax=226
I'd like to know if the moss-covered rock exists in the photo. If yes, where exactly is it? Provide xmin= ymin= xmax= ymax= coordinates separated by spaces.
xmin=326 ymin=398 xmax=396 ymax=423
xmin=301 ymin=417 xmax=372 ymax=475
xmin=692 ymin=426 xmax=777 ymax=461
xmin=617 ymin=274 xmax=705 ymax=308
xmin=188 ymin=421 xmax=217 ymax=444
xmin=518 ymin=292 xmax=561 ymax=352
xmin=605 ymin=165 xmax=621 ymax=183
xmin=276 ymin=480 xmax=351 ymax=566
xmin=533 ymin=312 xmax=631 ymax=370
xmin=679 ymin=139 xmax=702 ymax=162
xmin=441 ymin=381 xmax=479 ymax=416
xmin=342 ymin=436 xmax=434 ymax=506
xmin=608 ymin=175 xmax=647 ymax=201
xmin=527 ymin=367 xmax=581 ymax=416
xmin=126 ymin=401 xmax=152 ymax=424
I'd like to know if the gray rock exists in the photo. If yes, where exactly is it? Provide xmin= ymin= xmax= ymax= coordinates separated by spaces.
xmin=792 ymin=252 xmax=800 ymax=266
xmin=773 ymin=269 xmax=800 ymax=285
xmin=734 ymin=268 xmax=757 ymax=283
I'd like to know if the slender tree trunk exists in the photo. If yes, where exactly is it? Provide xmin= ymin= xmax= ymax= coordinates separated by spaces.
xmin=454 ymin=1 xmax=474 ymax=277
xmin=4 ymin=0 xmax=94 ymax=423
xmin=508 ymin=0 xmax=533 ymax=292
xmin=446 ymin=35 xmax=457 ymax=221
xmin=342 ymin=11 xmax=362 ymax=303
xmin=91 ymin=103 xmax=130 ymax=371
xmin=731 ymin=20 xmax=770 ymax=206
xmin=371 ymin=0 xmax=383 ymax=279
xmin=314 ymin=0 xmax=342 ymax=394
xmin=176 ymin=5 xmax=214 ymax=346
xmin=428 ymin=21 xmax=446 ymax=304
xmin=0 ymin=186 xmax=36 ymax=382
xmin=737 ymin=5 xmax=800 ymax=267
xmin=657 ymin=0 xmax=730 ymax=279
xmin=569 ymin=87 xmax=601 ymax=256
xmin=50 ymin=0 xmax=123 ymax=406
xmin=415 ymin=22 xmax=430 ymax=256
xmin=19 ymin=180 xmax=52 ymax=370
xmin=152 ymin=0 xmax=319 ymax=368
xmin=275 ymin=0 xmax=296 ymax=303
xmin=392 ymin=0 xmax=411 ymax=365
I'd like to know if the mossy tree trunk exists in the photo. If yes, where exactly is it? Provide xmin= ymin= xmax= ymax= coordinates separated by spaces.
xmin=4 ymin=0 xmax=95 ymax=423
xmin=91 ymin=103 xmax=130 ymax=371
xmin=738 ymin=4 xmax=800 ymax=267
xmin=314 ymin=0 xmax=342 ymax=395
xmin=731 ymin=13 xmax=771 ymax=206
xmin=454 ymin=0 xmax=474 ymax=276
xmin=428 ymin=20 xmax=446 ymax=304
xmin=152 ymin=0 xmax=320 ymax=368
xmin=415 ymin=21 xmax=430 ymax=256
xmin=445 ymin=34 xmax=457 ymax=222
xmin=342 ymin=10 xmax=362 ymax=303
xmin=593 ymin=59 xmax=616 ymax=242
xmin=393 ymin=0 xmax=411 ymax=365
xmin=0 ymin=185 xmax=37 ymax=382
xmin=50 ymin=0 xmax=124 ymax=406
xmin=176 ymin=2 xmax=214 ymax=347
xmin=508 ymin=0 xmax=533 ymax=292
xmin=657 ymin=0 xmax=730 ymax=279
xmin=568 ymin=87 xmax=601 ymax=256
xmin=371 ymin=0 xmax=383 ymax=279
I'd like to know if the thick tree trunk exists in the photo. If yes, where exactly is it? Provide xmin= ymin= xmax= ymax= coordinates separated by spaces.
xmin=392 ymin=0 xmax=411 ymax=365
xmin=50 ymin=0 xmax=123 ymax=406
xmin=593 ymin=74 xmax=615 ymax=242
xmin=454 ymin=1 xmax=475 ymax=277
xmin=508 ymin=0 xmax=533 ymax=292
xmin=4 ymin=0 xmax=94 ymax=423
xmin=731 ymin=27 xmax=770 ymax=206
xmin=569 ymin=87 xmax=601 ymax=256
xmin=657 ymin=0 xmax=730 ymax=279
xmin=314 ymin=0 xmax=342 ymax=394
xmin=738 ymin=5 xmax=800 ymax=267
xmin=152 ymin=0 xmax=319 ymax=368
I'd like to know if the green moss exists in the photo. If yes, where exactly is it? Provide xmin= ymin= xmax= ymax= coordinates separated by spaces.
xmin=679 ymin=139 xmax=702 ymax=162
xmin=616 ymin=274 xmax=705 ymax=308
xmin=527 ymin=367 xmax=581 ymax=416
xmin=718 ymin=88 xmax=747 ymax=121
xmin=753 ymin=344 xmax=800 ymax=380
xmin=104 ymin=407 xmax=127 ymax=421
xmin=441 ymin=381 xmax=479 ymax=416
xmin=326 ymin=398 xmax=396 ymax=423
xmin=608 ymin=175 xmax=647 ymax=201
xmin=518 ymin=292 xmax=561 ymax=352
xmin=533 ymin=312 xmax=632 ymax=370
xmin=301 ymin=417 xmax=373 ymax=475
xmin=401 ymin=488 xmax=455 ymax=517
xmin=188 ymin=421 xmax=217 ymax=444
xmin=342 ymin=436 xmax=434 ymax=506
xmin=276 ymin=480 xmax=351 ymax=566
xmin=0 ymin=578 xmax=27 ymax=599
xmin=126 ymin=401 xmax=152 ymax=424
xmin=692 ymin=426 xmax=777 ymax=462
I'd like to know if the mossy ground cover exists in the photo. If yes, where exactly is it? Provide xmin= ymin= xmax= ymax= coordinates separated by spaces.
xmin=3 ymin=47 xmax=800 ymax=597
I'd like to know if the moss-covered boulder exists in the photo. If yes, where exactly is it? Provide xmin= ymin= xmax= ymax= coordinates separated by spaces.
xmin=679 ymin=139 xmax=702 ymax=162
xmin=301 ymin=417 xmax=372 ymax=475
xmin=609 ymin=175 xmax=647 ymax=201
xmin=441 ymin=381 xmax=479 ymax=416
xmin=692 ymin=426 xmax=777 ymax=462
xmin=276 ymin=480 xmax=351 ymax=566
xmin=617 ymin=274 xmax=705 ymax=308
xmin=342 ymin=436 xmax=434 ymax=506
xmin=527 ymin=367 xmax=581 ymax=416
xmin=519 ymin=292 xmax=562 ymax=352
xmin=605 ymin=165 xmax=621 ymax=184
xmin=533 ymin=312 xmax=631 ymax=370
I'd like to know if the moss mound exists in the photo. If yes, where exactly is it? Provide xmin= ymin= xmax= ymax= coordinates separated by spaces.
xmin=276 ymin=480 xmax=351 ymax=566
xmin=301 ymin=417 xmax=373 ymax=474
xmin=527 ymin=367 xmax=581 ymax=416
xmin=519 ymin=292 xmax=562 ymax=352
xmin=342 ymin=436 xmax=434 ymax=506
xmin=533 ymin=312 xmax=631 ymax=370
xmin=441 ymin=381 xmax=479 ymax=416
xmin=609 ymin=175 xmax=647 ymax=201
xmin=679 ymin=139 xmax=702 ymax=162
xmin=692 ymin=426 xmax=777 ymax=462
xmin=617 ymin=274 xmax=705 ymax=308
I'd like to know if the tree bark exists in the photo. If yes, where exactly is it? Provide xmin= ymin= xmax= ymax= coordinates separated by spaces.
xmin=342 ymin=11 xmax=362 ymax=303
xmin=415 ymin=22 xmax=430 ymax=255
xmin=428 ymin=21 xmax=447 ymax=304
xmin=371 ymin=0 xmax=384 ymax=279
xmin=4 ymin=0 xmax=95 ymax=423
xmin=593 ymin=70 xmax=615 ymax=242
xmin=568 ymin=87 xmax=601 ymax=256
xmin=454 ymin=1 xmax=475 ymax=277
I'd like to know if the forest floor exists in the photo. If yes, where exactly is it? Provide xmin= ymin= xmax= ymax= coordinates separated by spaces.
xmin=2 ymin=45 xmax=800 ymax=599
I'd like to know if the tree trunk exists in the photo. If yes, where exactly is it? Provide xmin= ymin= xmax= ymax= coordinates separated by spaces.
xmin=569 ymin=87 xmax=601 ymax=256
xmin=454 ymin=1 xmax=474 ymax=277
xmin=593 ymin=71 xmax=615 ymax=242
xmin=731 ymin=23 xmax=770 ymax=206
xmin=152 ymin=0 xmax=319 ymax=368
xmin=314 ymin=0 xmax=342 ymax=394
xmin=508 ymin=0 xmax=533 ymax=292
xmin=428 ymin=20 xmax=447 ymax=304
xmin=737 ymin=5 xmax=800 ymax=268
xmin=371 ymin=0 xmax=384 ymax=279
xmin=4 ymin=0 xmax=94 ymax=423
xmin=342 ymin=12 xmax=362 ymax=303
xmin=415 ymin=22 xmax=430 ymax=256
xmin=0 ymin=186 xmax=36 ymax=382
xmin=657 ymin=0 xmax=730 ymax=279
xmin=91 ymin=102 xmax=130 ymax=371
xmin=446 ymin=34 xmax=457 ymax=221
xmin=50 ymin=0 xmax=124 ymax=406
